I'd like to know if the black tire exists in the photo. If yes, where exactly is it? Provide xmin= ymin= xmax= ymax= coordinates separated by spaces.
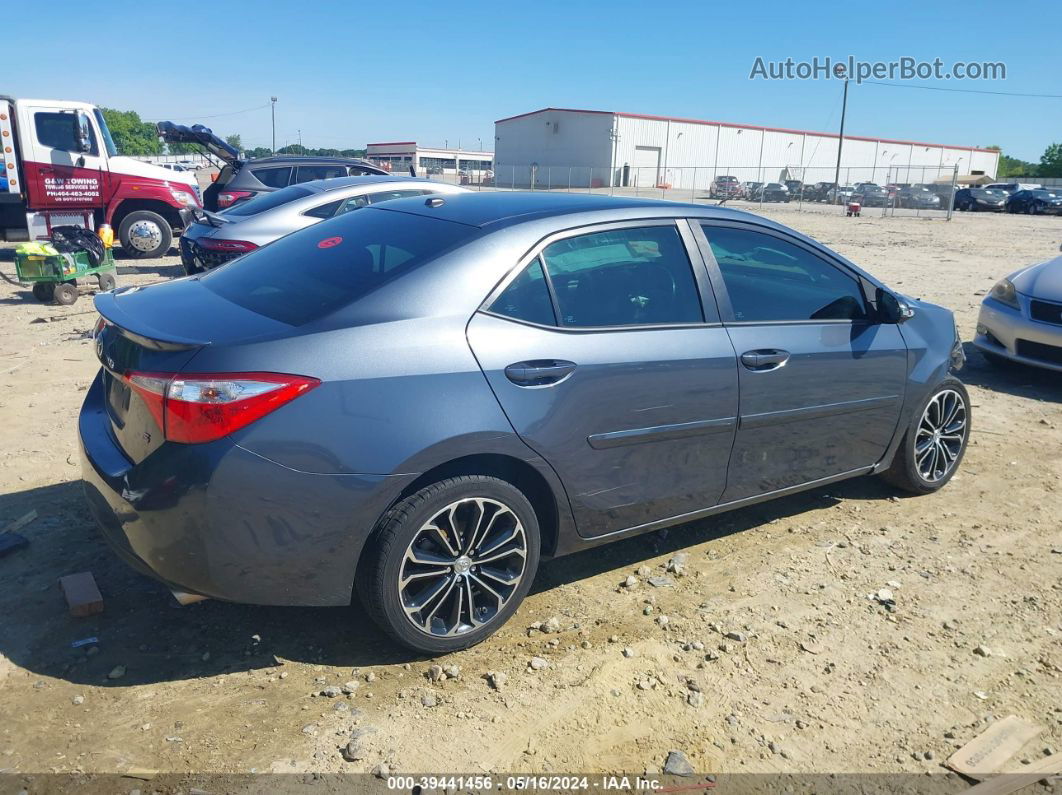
xmin=356 ymin=475 xmax=541 ymax=654
xmin=118 ymin=210 xmax=173 ymax=259
xmin=881 ymin=378 xmax=970 ymax=495
xmin=53 ymin=282 xmax=78 ymax=306
xmin=31 ymin=283 xmax=55 ymax=302
xmin=97 ymin=272 xmax=116 ymax=292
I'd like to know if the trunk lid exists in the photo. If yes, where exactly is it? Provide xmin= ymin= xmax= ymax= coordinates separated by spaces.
xmin=156 ymin=121 xmax=241 ymax=166
xmin=93 ymin=279 xmax=293 ymax=463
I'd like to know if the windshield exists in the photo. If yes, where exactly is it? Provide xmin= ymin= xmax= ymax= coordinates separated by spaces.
xmin=201 ymin=208 xmax=478 ymax=325
xmin=224 ymin=185 xmax=313 ymax=217
xmin=93 ymin=109 xmax=118 ymax=157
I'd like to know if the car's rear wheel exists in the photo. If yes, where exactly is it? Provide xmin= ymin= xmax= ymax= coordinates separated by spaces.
xmin=357 ymin=475 xmax=541 ymax=654
xmin=881 ymin=378 xmax=970 ymax=494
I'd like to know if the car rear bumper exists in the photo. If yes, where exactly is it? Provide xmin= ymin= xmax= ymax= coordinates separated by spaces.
xmin=973 ymin=299 xmax=1062 ymax=373
xmin=78 ymin=371 xmax=408 ymax=606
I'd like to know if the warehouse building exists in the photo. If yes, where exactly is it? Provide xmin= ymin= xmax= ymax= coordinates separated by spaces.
xmin=364 ymin=141 xmax=493 ymax=178
xmin=493 ymin=108 xmax=999 ymax=190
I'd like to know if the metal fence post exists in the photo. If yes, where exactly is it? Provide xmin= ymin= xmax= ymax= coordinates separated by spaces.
xmin=946 ymin=164 xmax=958 ymax=221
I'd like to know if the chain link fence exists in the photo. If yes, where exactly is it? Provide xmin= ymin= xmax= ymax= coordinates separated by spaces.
xmin=427 ymin=163 xmax=971 ymax=219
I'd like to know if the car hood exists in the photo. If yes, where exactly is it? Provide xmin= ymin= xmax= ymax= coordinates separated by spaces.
xmin=109 ymin=156 xmax=197 ymax=188
xmin=1011 ymin=255 xmax=1062 ymax=300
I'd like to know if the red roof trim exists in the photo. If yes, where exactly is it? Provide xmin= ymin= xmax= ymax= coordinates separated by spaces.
xmin=366 ymin=141 xmax=417 ymax=147
xmin=493 ymin=107 xmax=996 ymax=154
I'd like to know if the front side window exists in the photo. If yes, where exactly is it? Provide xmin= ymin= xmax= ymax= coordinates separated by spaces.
xmin=489 ymin=258 xmax=556 ymax=326
xmin=540 ymin=226 xmax=703 ymax=327
xmin=35 ymin=112 xmax=96 ymax=154
xmin=367 ymin=189 xmax=427 ymax=204
xmin=703 ymin=225 xmax=868 ymax=323
xmin=251 ymin=166 xmax=292 ymax=188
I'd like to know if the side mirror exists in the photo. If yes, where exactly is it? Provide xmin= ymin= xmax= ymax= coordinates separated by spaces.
xmin=877 ymin=288 xmax=914 ymax=323
xmin=76 ymin=113 xmax=93 ymax=153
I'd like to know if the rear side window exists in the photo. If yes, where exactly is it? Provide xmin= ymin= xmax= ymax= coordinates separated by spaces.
xmin=294 ymin=165 xmax=349 ymax=183
xmin=201 ymin=210 xmax=477 ymax=325
xmin=251 ymin=166 xmax=291 ymax=188
xmin=303 ymin=200 xmax=343 ymax=219
xmin=349 ymin=165 xmax=383 ymax=176
xmin=540 ymin=226 xmax=703 ymax=327
xmin=703 ymin=225 xmax=867 ymax=323
xmin=489 ymin=259 xmax=556 ymax=326
xmin=224 ymin=185 xmax=312 ymax=217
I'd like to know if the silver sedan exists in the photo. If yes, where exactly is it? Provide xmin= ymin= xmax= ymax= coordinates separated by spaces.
xmin=975 ymin=248 xmax=1062 ymax=371
xmin=179 ymin=176 xmax=468 ymax=272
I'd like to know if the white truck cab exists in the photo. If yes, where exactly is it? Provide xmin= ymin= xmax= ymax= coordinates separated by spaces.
xmin=1 ymin=96 xmax=201 ymax=257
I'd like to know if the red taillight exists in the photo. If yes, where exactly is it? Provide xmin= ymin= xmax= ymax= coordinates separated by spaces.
xmin=197 ymin=238 xmax=258 ymax=253
xmin=216 ymin=190 xmax=253 ymax=208
xmin=122 ymin=371 xmax=320 ymax=444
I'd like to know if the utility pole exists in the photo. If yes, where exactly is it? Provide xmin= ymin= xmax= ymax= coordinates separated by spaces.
xmin=297 ymin=129 xmax=302 ymax=149
xmin=270 ymin=96 xmax=277 ymax=154
xmin=832 ymin=67 xmax=849 ymax=201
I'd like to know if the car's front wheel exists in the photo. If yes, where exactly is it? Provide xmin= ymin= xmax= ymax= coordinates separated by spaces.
xmin=881 ymin=378 xmax=970 ymax=494
xmin=357 ymin=475 xmax=541 ymax=654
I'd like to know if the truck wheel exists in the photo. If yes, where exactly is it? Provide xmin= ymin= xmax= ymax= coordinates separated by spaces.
xmin=118 ymin=211 xmax=173 ymax=259
xmin=31 ymin=283 xmax=55 ymax=302
xmin=53 ymin=282 xmax=78 ymax=306
xmin=97 ymin=272 xmax=116 ymax=292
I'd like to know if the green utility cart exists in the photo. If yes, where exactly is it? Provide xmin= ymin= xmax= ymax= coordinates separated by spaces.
xmin=15 ymin=247 xmax=117 ymax=306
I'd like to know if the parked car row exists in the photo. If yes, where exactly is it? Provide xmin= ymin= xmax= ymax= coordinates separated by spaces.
xmin=81 ymin=189 xmax=970 ymax=654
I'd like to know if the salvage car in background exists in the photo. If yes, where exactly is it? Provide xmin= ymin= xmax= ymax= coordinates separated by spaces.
xmin=760 ymin=183 xmax=789 ymax=202
xmin=853 ymin=183 xmax=889 ymax=207
xmin=953 ymin=188 xmax=1006 ymax=212
xmin=710 ymin=175 xmax=743 ymax=199
xmin=158 ymin=122 xmax=389 ymax=211
xmin=82 ymin=192 xmax=969 ymax=654
xmin=975 ymin=250 xmax=1062 ymax=371
xmin=179 ymin=176 xmax=467 ymax=273
xmin=895 ymin=185 xmax=941 ymax=210
xmin=1005 ymin=189 xmax=1062 ymax=215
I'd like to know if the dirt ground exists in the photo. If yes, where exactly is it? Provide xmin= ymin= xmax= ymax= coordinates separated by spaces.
xmin=0 ymin=203 xmax=1060 ymax=786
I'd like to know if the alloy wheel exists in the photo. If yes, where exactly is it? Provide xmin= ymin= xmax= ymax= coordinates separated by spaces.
xmin=915 ymin=389 xmax=968 ymax=483
xmin=399 ymin=498 xmax=528 ymax=637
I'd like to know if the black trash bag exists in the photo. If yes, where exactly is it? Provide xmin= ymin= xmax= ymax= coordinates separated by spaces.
xmin=51 ymin=225 xmax=105 ymax=267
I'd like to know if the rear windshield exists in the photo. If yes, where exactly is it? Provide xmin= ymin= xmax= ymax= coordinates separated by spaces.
xmin=224 ymin=185 xmax=313 ymax=217
xmin=200 ymin=209 xmax=477 ymax=325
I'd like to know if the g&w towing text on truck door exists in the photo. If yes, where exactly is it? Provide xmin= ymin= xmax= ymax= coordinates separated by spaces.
xmin=0 ymin=95 xmax=201 ymax=258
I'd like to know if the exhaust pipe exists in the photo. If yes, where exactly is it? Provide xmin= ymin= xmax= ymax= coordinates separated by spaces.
xmin=171 ymin=590 xmax=210 ymax=606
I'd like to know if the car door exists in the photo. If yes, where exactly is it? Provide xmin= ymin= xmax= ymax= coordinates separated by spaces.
xmin=21 ymin=104 xmax=107 ymax=211
xmin=466 ymin=220 xmax=739 ymax=539
xmin=693 ymin=221 xmax=907 ymax=502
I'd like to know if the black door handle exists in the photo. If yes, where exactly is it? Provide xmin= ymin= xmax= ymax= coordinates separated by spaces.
xmin=504 ymin=359 xmax=577 ymax=386
xmin=740 ymin=349 xmax=790 ymax=371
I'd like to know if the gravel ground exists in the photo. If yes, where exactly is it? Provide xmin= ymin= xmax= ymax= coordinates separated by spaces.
xmin=0 ymin=204 xmax=1060 ymax=783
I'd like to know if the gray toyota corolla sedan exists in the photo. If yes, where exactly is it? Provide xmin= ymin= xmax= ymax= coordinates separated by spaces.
xmin=179 ymin=176 xmax=467 ymax=273
xmin=975 ymin=250 xmax=1062 ymax=371
xmin=80 ymin=193 xmax=969 ymax=654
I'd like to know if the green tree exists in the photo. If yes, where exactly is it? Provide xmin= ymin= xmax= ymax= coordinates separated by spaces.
xmin=166 ymin=141 xmax=199 ymax=156
xmin=1040 ymin=143 xmax=1062 ymax=178
xmin=99 ymin=107 xmax=162 ymax=156
xmin=224 ymin=133 xmax=243 ymax=152
xmin=245 ymin=146 xmax=273 ymax=159
xmin=276 ymin=144 xmax=308 ymax=156
xmin=984 ymin=146 xmax=1037 ymax=178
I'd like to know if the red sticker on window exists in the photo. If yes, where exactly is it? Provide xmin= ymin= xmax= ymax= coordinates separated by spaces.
xmin=317 ymin=236 xmax=343 ymax=249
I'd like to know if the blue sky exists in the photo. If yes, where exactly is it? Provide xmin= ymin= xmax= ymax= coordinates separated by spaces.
xmin=7 ymin=0 xmax=1060 ymax=161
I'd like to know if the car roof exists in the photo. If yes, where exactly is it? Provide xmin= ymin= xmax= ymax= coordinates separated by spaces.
xmin=246 ymin=155 xmax=379 ymax=168
xmin=297 ymin=175 xmax=443 ymax=194
xmin=369 ymin=191 xmax=779 ymax=230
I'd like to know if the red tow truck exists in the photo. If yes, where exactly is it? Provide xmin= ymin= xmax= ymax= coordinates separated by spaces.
xmin=1 ymin=96 xmax=201 ymax=258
